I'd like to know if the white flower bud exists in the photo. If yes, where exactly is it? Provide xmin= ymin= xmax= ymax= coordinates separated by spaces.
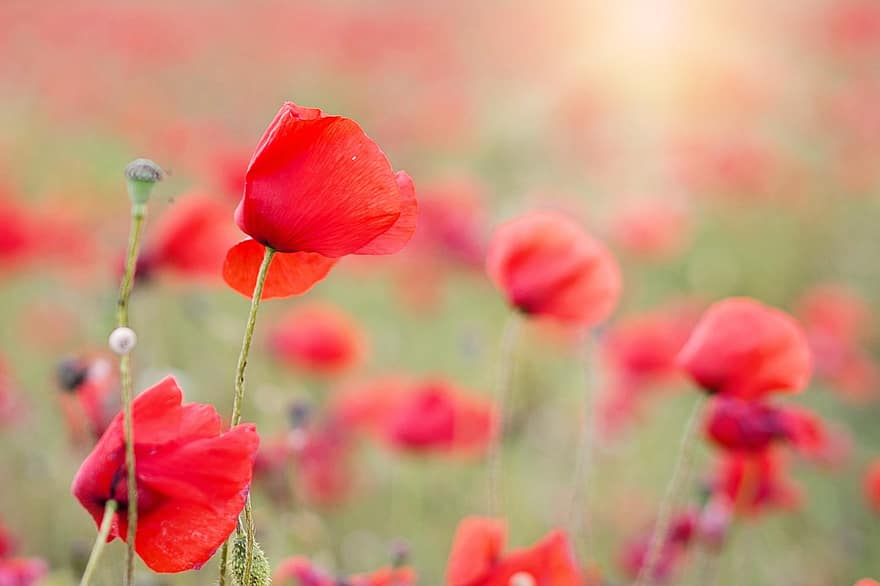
xmin=108 ymin=327 xmax=138 ymax=355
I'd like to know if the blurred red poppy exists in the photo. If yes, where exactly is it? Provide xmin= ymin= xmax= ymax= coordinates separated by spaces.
xmin=268 ymin=303 xmax=366 ymax=376
xmin=677 ymin=298 xmax=812 ymax=400
xmin=619 ymin=509 xmax=697 ymax=583
xmin=710 ymin=448 xmax=801 ymax=516
xmin=0 ymin=557 xmax=48 ymax=586
xmin=446 ymin=516 xmax=582 ymax=586
xmin=703 ymin=397 xmax=783 ymax=453
xmin=135 ymin=192 xmax=239 ymax=283
xmin=608 ymin=199 xmax=690 ymax=260
xmin=485 ymin=211 xmax=621 ymax=327
xmin=56 ymin=355 xmax=118 ymax=442
xmin=273 ymin=556 xmax=416 ymax=586
xmin=224 ymin=102 xmax=417 ymax=299
xmin=332 ymin=376 xmax=497 ymax=456
xmin=865 ymin=459 xmax=880 ymax=514
xmin=71 ymin=376 xmax=259 ymax=573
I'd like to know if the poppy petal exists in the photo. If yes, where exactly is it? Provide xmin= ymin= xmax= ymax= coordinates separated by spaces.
xmin=447 ymin=517 xmax=506 ymax=586
xmin=223 ymin=239 xmax=337 ymax=300
xmin=356 ymin=171 xmax=418 ymax=255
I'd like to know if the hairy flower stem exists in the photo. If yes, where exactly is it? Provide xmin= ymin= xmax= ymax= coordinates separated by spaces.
xmin=79 ymin=499 xmax=118 ymax=586
xmin=565 ymin=329 xmax=600 ymax=549
xmin=633 ymin=394 xmax=704 ymax=586
xmin=118 ymin=209 xmax=145 ymax=586
xmin=487 ymin=314 xmax=521 ymax=517
xmin=219 ymin=246 xmax=275 ymax=586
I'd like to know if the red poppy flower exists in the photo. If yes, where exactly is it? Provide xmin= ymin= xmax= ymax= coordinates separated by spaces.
xmin=619 ymin=509 xmax=697 ymax=583
xmin=854 ymin=580 xmax=880 ymax=586
xmin=703 ymin=397 xmax=783 ymax=453
xmin=608 ymin=199 xmax=690 ymax=260
xmin=291 ymin=420 xmax=353 ymax=506
xmin=135 ymin=192 xmax=239 ymax=283
xmin=710 ymin=448 xmax=801 ymax=516
xmin=57 ymin=355 xmax=118 ymax=441
xmin=268 ymin=303 xmax=366 ymax=376
xmin=677 ymin=298 xmax=812 ymax=400
xmin=273 ymin=556 xmax=416 ymax=586
xmin=332 ymin=376 xmax=497 ymax=456
xmin=223 ymin=102 xmax=417 ymax=299
xmin=485 ymin=211 xmax=621 ymax=327
xmin=0 ymin=557 xmax=47 ymax=586
xmin=446 ymin=517 xmax=582 ymax=586
xmin=71 ymin=376 xmax=260 ymax=573
xmin=865 ymin=459 xmax=880 ymax=514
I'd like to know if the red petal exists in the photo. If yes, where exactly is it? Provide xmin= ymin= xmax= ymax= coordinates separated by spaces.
xmin=223 ymin=239 xmax=337 ymax=300
xmin=447 ymin=517 xmax=506 ymax=586
xmin=237 ymin=102 xmax=402 ymax=256
xmin=134 ymin=424 xmax=259 ymax=572
xmin=356 ymin=171 xmax=418 ymax=255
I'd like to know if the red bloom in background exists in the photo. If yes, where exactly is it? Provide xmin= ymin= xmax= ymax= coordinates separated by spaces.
xmin=703 ymin=397 xmax=783 ymax=453
xmin=268 ymin=303 xmax=366 ymax=376
xmin=854 ymin=580 xmax=880 ymax=586
xmin=71 ymin=376 xmax=259 ymax=573
xmin=0 ymin=557 xmax=48 ymax=586
xmin=0 ymin=520 xmax=48 ymax=586
xmin=608 ymin=199 xmax=690 ymax=260
xmin=291 ymin=420 xmax=353 ymax=506
xmin=677 ymin=298 xmax=812 ymax=400
xmin=56 ymin=355 xmax=119 ymax=442
xmin=486 ymin=211 xmax=621 ymax=327
xmin=332 ymin=376 xmax=497 ymax=456
xmin=135 ymin=192 xmax=239 ymax=283
xmin=446 ymin=517 xmax=582 ymax=586
xmin=865 ymin=459 xmax=880 ymax=513
xmin=619 ymin=509 xmax=697 ymax=583
xmin=797 ymin=284 xmax=878 ymax=401
xmin=223 ymin=102 xmax=418 ymax=299
xmin=710 ymin=449 xmax=801 ymax=517
xmin=273 ymin=556 xmax=416 ymax=586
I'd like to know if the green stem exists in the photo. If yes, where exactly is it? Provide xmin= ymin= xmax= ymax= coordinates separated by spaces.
xmin=219 ymin=245 xmax=275 ymax=586
xmin=565 ymin=329 xmax=600 ymax=549
xmin=118 ymin=210 xmax=145 ymax=586
xmin=633 ymin=394 xmax=704 ymax=586
xmin=486 ymin=314 xmax=521 ymax=517
xmin=79 ymin=499 xmax=118 ymax=586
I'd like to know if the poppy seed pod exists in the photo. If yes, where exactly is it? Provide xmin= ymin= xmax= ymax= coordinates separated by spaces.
xmin=124 ymin=158 xmax=164 ymax=212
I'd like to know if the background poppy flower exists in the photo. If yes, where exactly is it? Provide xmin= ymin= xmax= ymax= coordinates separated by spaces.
xmin=134 ymin=192 xmax=239 ymax=283
xmin=267 ymin=302 xmax=367 ymax=376
xmin=865 ymin=459 xmax=880 ymax=514
xmin=273 ymin=556 xmax=416 ymax=586
xmin=485 ymin=211 xmax=621 ymax=327
xmin=446 ymin=516 xmax=582 ymax=586
xmin=71 ymin=376 xmax=259 ymax=573
xmin=223 ymin=103 xmax=418 ymax=299
xmin=710 ymin=448 xmax=802 ymax=517
xmin=677 ymin=298 xmax=812 ymax=400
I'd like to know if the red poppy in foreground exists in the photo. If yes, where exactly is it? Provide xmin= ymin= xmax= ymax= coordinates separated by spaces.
xmin=223 ymin=102 xmax=418 ymax=299
xmin=268 ymin=302 xmax=366 ymax=376
xmin=332 ymin=376 xmax=497 ymax=456
xmin=273 ymin=556 xmax=416 ymax=586
xmin=486 ymin=211 xmax=621 ymax=327
xmin=677 ymin=298 xmax=812 ymax=400
xmin=71 ymin=376 xmax=259 ymax=573
xmin=446 ymin=517 xmax=582 ymax=586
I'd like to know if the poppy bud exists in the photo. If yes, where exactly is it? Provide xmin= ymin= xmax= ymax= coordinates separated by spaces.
xmin=124 ymin=158 xmax=164 ymax=214
xmin=108 ymin=326 xmax=137 ymax=355
xmin=56 ymin=357 xmax=88 ymax=392
xmin=228 ymin=532 xmax=271 ymax=586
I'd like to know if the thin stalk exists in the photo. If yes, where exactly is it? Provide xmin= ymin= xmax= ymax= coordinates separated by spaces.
xmin=565 ymin=328 xmax=600 ymax=548
xmin=633 ymin=394 xmax=704 ymax=586
xmin=219 ymin=246 xmax=275 ymax=586
xmin=79 ymin=499 xmax=118 ymax=586
xmin=487 ymin=314 xmax=521 ymax=517
xmin=117 ymin=210 xmax=145 ymax=586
